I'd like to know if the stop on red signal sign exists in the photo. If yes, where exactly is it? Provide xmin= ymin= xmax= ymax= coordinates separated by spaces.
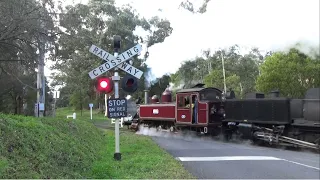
xmin=96 ymin=77 xmax=114 ymax=93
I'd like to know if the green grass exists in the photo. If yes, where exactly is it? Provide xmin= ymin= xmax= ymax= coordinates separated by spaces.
xmin=0 ymin=108 xmax=195 ymax=179
xmin=89 ymin=130 xmax=195 ymax=179
xmin=55 ymin=107 xmax=108 ymax=122
xmin=0 ymin=113 xmax=105 ymax=179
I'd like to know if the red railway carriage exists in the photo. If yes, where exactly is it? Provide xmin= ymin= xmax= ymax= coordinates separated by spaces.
xmin=134 ymin=85 xmax=226 ymax=134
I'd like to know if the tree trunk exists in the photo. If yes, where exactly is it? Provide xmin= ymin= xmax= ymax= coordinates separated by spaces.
xmin=15 ymin=95 xmax=23 ymax=114
xmin=80 ymin=88 xmax=83 ymax=116
xmin=239 ymin=82 xmax=243 ymax=98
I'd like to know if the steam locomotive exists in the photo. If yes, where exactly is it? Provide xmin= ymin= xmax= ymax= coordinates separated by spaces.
xmin=223 ymin=87 xmax=320 ymax=150
xmin=131 ymin=84 xmax=226 ymax=135
xmin=129 ymin=84 xmax=320 ymax=150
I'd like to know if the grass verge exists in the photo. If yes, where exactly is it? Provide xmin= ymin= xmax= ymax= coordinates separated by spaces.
xmin=0 ymin=108 xmax=195 ymax=179
xmin=54 ymin=107 xmax=108 ymax=122
xmin=88 ymin=130 xmax=195 ymax=179
xmin=0 ymin=113 xmax=105 ymax=179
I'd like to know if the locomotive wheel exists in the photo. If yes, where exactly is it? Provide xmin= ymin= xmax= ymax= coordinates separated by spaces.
xmin=172 ymin=126 xmax=181 ymax=134
xmin=251 ymin=131 xmax=265 ymax=146
xmin=314 ymin=137 xmax=320 ymax=146
xmin=221 ymin=124 xmax=232 ymax=141
xmin=223 ymin=132 xmax=232 ymax=141
xmin=157 ymin=125 xmax=162 ymax=132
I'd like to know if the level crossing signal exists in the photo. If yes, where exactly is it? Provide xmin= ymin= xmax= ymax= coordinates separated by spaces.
xmin=95 ymin=76 xmax=114 ymax=94
xmin=121 ymin=74 xmax=138 ymax=93
xmin=87 ymin=35 xmax=144 ymax=161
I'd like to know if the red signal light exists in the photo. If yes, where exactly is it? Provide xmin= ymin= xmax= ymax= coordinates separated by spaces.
xmin=121 ymin=75 xmax=138 ymax=93
xmin=96 ymin=77 xmax=114 ymax=94
xmin=126 ymin=78 xmax=134 ymax=87
xmin=100 ymin=80 xmax=108 ymax=88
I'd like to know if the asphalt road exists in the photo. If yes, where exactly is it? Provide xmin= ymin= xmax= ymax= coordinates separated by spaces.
xmin=143 ymin=130 xmax=320 ymax=179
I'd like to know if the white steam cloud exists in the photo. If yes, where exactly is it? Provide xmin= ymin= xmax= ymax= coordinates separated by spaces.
xmin=135 ymin=125 xmax=208 ymax=142
xmin=127 ymin=0 xmax=320 ymax=78
xmin=135 ymin=125 xmax=255 ymax=146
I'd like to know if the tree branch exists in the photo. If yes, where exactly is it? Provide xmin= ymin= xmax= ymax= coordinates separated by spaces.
xmin=1 ymin=67 xmax=37 ymax=91
xmin=0 ymin=41 xmax=32 ymax=58
xmin=0 ymin=86 xmax=14 ymax=97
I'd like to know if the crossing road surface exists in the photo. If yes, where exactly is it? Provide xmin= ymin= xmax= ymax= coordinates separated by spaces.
xmin=150 ymin=133 xmax=320 ymax=179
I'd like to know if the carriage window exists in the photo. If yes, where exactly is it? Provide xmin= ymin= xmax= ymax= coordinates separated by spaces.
xmin=177 ymin=95 xmax=190 ymax=108
xmin=178 ymin=96 xmax=184 ymax=107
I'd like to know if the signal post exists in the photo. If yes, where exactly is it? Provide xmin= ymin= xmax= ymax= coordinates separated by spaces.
xmin=88 ymin=35 xmax=143 ymax=161
xmin=112 ymin=35 xmax=121 ymax=160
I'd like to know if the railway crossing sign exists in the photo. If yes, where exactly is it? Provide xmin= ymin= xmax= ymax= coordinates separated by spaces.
xmin=88 ymin=44 xmax=143 ymax=79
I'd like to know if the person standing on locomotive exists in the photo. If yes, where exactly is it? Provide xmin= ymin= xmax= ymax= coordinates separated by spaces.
xmin=193 ymin=95 xmax=198 ymax=124
xmin=185 ymin=95 xmax=198 ymax=124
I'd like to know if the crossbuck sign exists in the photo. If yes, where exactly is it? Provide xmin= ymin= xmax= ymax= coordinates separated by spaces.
xmin=88 ymin=44 xmax=143 ymax=79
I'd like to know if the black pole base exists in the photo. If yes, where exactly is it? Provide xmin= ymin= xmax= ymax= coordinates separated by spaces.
xmin=114 ymin=153 xmax=121 ymax=161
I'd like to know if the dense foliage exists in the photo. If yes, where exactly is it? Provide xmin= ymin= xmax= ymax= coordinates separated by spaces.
xmin=170 ymin=45 xmax=319 ymax=99
xmin=256 ymin=48 xmax=320 ymax=98
xmin=50 ymin=0 xmax=173 ymax=110
xmin=0 ymin=0 xmax=58 ymax=115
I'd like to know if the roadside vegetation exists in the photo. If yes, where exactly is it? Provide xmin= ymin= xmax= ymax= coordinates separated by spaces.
xmin=0 ymin=112 xmax=105 ymax=179
xmin=0 ymin=108 xmax=195 ymax=179
xmin=90 ymin=129 xmax=194 ymax=179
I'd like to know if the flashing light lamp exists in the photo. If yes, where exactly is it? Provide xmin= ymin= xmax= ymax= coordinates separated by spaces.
xmin=96 ymin=76 xmax=114 ymax=94
xmin=121 ymin=74 xmax=138 ymax=93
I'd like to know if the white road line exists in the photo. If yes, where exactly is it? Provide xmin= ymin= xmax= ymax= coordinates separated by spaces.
xmin=175 ymin=156 xmax=320 ymax=171
xmin=280 ymin=159 xmax=320 ymax=171
xmin=176 ymin=156 xmax=282 ymax=161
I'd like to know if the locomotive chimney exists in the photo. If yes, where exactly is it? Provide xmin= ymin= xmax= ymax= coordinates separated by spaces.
xmin=144 ymin=90 xmax=149 ymax=104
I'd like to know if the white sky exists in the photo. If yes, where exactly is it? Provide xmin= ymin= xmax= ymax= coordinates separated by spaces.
xmin=45 ymin=0 xmax=320 ymax=81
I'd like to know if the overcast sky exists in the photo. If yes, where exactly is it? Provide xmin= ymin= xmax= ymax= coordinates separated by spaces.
xmin=46 ymin=0 xmax=319 ymax=80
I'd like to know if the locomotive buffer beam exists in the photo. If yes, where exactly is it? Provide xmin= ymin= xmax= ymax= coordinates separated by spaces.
xmin=252 ymin=125 xmax=320 ymax=150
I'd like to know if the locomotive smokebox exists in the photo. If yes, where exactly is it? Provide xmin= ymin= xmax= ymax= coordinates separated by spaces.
xmin=161 ymin=88 xmax=172 ymax=103
xmin=269 ymin=90 xmax=280 ymax=98
xmin=151 ymin=95 xmax=160 ymax=103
